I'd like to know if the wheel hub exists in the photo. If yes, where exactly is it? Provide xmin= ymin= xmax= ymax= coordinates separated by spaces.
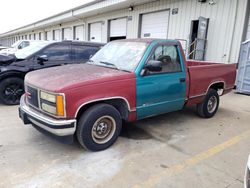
xmin=4 ymin=84 xmax=24 ymax=104
xmin=207 ymin=96 xmax=217 ymax=113
xmin=92 ymin=116 xmax=116 ymax=144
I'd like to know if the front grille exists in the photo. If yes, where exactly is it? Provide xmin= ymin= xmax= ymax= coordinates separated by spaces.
xmin=26 ymin=85 xmax=39 ymax=108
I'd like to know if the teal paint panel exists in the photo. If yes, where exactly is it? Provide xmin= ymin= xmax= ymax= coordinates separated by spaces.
xmin=135 ymin=41 xmax=187 ymax=120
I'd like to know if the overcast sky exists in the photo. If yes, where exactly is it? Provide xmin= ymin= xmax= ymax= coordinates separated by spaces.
xmin=0 ymin=0 xmax=94 ymax=34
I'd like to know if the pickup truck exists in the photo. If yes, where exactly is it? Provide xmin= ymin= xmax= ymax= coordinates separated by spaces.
xmin=19 ymin=39 xmax=236 ymax=151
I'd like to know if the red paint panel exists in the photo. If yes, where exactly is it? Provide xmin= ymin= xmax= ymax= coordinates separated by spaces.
xmin=25 ymin=64 xmax=137 ymax=120
xmin=186 ymin=60 xmax=236 ymax=106
xmin=63 ymin=72 xmax=137 ymax=119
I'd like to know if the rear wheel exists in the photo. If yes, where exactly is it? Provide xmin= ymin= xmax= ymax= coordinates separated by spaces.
xmin=76 ymin=104 xmax=122 ymax=151
xmin=197 ymin=89 xmax=220 ymax=118
xmin=0 ymin=77 xmax=24 ymax=105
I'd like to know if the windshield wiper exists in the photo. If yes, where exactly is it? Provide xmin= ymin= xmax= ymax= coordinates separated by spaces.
xmin=99 ymin=61 xmax=119 ymax=70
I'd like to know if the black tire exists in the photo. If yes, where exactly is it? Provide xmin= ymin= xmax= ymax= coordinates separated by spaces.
xmin=197 ymin=89 xmax=220 ymax=118
xmin=0 ymin=77 xmax=24 ymax=105
xmin=76 ymin=103 xmax=122 ymax=151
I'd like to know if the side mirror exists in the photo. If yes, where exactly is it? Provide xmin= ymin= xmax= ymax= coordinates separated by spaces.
xmin=18 ymin=45 xmax=22 ymax=49
xmin=37 ymin=55 xmax=48 ymax=65
xmin=144 ymin=60 xmax=162 ymax=72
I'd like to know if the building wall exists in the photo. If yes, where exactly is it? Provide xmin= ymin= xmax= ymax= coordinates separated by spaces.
xmin=0 ymin=0 xmax=248 ymax=63
xmin=246 ymin=7 xmax=250 ymax=41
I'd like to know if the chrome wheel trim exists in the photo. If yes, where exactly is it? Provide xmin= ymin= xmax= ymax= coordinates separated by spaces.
xmin=91 ymin=116 xmax=116 ymax=144
xmin=207 ymin=96 xmax=218 ymax=113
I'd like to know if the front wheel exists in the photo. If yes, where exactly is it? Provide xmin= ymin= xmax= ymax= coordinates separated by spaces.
xmin=76 ymin=104 xmax=122 ymax=151
xmin=0 ymin=77 xmax=24 ymax=105
xmin=197 ymin=89 xmax=220 ymax=118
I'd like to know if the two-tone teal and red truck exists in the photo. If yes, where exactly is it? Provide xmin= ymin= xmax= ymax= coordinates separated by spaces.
xmin=19 ymin=39 xmax=236 ymax=151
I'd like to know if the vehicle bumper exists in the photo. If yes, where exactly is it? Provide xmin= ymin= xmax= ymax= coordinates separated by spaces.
xmin=19 ymin=95 xmax=76 ymax=137
xmin=244 ymin=155 xmax=250 ymax=188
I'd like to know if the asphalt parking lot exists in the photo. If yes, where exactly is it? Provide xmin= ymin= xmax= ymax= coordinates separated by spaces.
xmin=0 ymin=92 xmax=249 ymax=188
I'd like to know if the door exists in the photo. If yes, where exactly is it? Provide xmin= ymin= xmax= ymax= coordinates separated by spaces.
xmin=89 ymin=22 xmax=102 ymax=42
xmin=74 ymin=25 xmax=85 ymax=41
xmin=53 ymin=30 xmax=61 ymax=41
xmin=46 ymin=31 xmax=53 ymax=41
xmin=136 ymin=44 xmax=186 ymax=119
xmin=33 ymin=43 xmax=72 ymax=69
xmin=63 ymin=28 xmax=73 ymax=40
xmin=39 ymin=32 xmax=45 ymax=40
xmin=109 ymin=18 xmax=127 ymax=41
xmin=140 ymin=10 xmax=170 ymax=39
xmin=195 ymin=17 xmax=209 ymax=60
xmin=35 ymin=33 xmax=39 ymax=40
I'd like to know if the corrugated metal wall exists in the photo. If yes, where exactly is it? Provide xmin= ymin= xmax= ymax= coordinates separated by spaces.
xmin=0 ymin=0 xmax=248 ymax=64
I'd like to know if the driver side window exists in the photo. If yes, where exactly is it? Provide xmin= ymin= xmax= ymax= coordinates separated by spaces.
xmin=150 ymin=45 xmax=182 ymax=73
xmin=37 ymin=44 xmax=71 ymax=61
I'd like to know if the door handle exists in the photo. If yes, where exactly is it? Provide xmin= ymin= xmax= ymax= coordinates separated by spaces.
xmin=180 ymin=78 xmax=186 ymax=83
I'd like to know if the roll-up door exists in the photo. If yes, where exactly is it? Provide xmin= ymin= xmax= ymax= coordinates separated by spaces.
xmin=89 ymin=22 xmax=102 ymax=42
xmin=109 ymin=18 xmax=127 ymax=41
xmin=54 ymin=30 xmax=61 ymax=41
xmin=141 ymin=10 xmax=170 ymax=39
xmin=35 ymin=33 xmax=39 ymax=40
xmin=46 ymin=31 xmax=53 ymax=41
xmin=74 ymin=25 xmax=85 ymax=41
xmin=39 ymin=32 xmax=44 ymax=40
xmin=63 ymin=27 xmax=73 ymax=40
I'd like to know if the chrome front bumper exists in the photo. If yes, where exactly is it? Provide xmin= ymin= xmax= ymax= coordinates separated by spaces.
xmin=19 ymin=95 xmax=76 ymax=137
xmin=245 ymin=155 xmax=250 ymax=188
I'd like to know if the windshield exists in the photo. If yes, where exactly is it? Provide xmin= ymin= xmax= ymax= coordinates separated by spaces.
xmin=11 ymin=41 xmax=22 ymax=48
xmin=15 ymin=41 xmax=54 ymax=59
xmin=89 ymin=41 xmax=148 ymax=72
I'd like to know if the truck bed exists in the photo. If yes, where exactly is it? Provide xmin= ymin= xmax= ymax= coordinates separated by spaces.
xmin=186 ymin=60 xmax=236 ymax=106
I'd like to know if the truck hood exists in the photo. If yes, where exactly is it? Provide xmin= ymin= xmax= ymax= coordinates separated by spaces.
xmin=0 ymin=54 xmax=16 ymax=66
xmin=25 ymin=64 xmax=134 ymax=92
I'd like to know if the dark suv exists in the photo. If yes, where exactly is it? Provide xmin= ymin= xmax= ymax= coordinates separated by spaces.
xmin=0 ymin=40 xmax=104 ymax=105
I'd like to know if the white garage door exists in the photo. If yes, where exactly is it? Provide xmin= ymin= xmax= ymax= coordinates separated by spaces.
xmin=39 ymin=32 xmax=45 ymax=40
xmin=110 ymin=18 xmax=127 ymax=37
xmin=35 ymin=33 xmax=39 ymax=40
xmin=89 ymin=22 xmax=102 ymax=42
xmin=63 ymin=27 xmax=73 ymax=40
xmin=141 ymin=10 xmax=170 ymax=39
xmin=74 ymin=25 xmax=85 ymax=41
xmin=30 ymin=34 xmax=34 ymax=40
xmin=46 ymin=31 xmax=53 ymax=41
xmin=54 ymin=30 xmax=61 ymax=41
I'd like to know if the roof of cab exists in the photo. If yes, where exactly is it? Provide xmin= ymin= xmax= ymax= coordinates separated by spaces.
xmin=61 ymin=40 xmax=105 ymax=46
xmin=113 ymin=38 xmax=179 ymax=44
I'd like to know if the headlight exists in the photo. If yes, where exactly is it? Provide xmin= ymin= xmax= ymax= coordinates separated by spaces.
xmin=40 ymin=91 xmax=56 ymax=103
xmin=40 ymin=91 xmax=65 ymax=117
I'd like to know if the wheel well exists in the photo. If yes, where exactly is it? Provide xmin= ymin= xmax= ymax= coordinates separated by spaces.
xmin=76 ymin=99 xmax=129 ymax=121
xmin=209 ymin=82 xmax=224 ymax=91
xmin=0 ymin=72 xmax=25 ymax=82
